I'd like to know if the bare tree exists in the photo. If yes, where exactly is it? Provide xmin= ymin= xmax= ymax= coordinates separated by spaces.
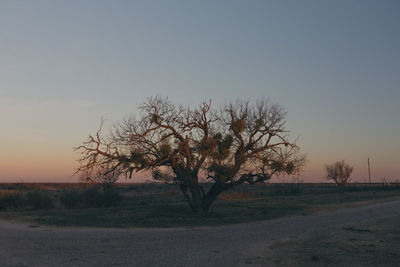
xmin=79 ymin=163 xmax=121 ymax=190
xmin=75 ymin=97 xmax=305 ymax=214
xmin=325 ymin=160 xmax=353 ymax=186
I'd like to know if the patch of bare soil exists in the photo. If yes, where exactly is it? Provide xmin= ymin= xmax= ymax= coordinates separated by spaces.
xmin=257 ymin=216 xmax=400 ymax=266
xmin=1 ymin=199 xmax=400 ymax=266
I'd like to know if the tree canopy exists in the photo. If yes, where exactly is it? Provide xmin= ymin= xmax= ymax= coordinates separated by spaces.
xmin=75 ymin=97 xmax=305 ymax=213
xmin=325 ymin=160 xmax=354 ymax=186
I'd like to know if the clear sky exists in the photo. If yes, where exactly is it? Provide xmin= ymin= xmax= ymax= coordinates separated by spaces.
xmin=1 ymin=0 xmax=399 ymax=183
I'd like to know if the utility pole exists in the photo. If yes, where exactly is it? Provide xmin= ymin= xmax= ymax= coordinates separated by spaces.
xmin=297 ymin=167 xmax=300 ymax=184
xmin=21 ymin=177 xmax=24 ymax=210
xmin=368 ymin=158 xmax=371 ymax=183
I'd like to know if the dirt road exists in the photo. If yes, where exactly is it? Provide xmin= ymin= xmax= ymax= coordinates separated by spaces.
xmin=1 ymin=199 xmax=400 ymax=266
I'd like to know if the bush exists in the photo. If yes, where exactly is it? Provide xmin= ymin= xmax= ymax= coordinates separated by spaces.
xmin=82 ymin=186 xmax=122 ymax=208
xmin=325 ymin=160 xmax=353 ymax=186
xmin=60 ymin=186 xmax=122 ymax=209
xmin=82 ymin=187 xmax=103 ymax=207
xmin=0 ymin=192 xmax=24 ymax=210
xmin=102 ymin=188 xmax=121 ymax=207
xmin=25 ymin=190 xmax=54 ymax=210
xmin=60 ymin=190 xmax=83 ymax=209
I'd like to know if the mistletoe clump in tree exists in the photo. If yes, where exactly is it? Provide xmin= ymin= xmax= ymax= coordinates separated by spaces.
xmin=75 ymin=97 xmax=305 ymax=214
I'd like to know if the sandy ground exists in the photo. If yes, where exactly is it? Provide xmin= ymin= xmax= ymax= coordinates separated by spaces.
xmin=1 ymin=199 xmax=400 ymax=267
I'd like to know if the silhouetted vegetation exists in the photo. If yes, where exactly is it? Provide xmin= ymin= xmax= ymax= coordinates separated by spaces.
xmin=59 ymin=190 xmax=82 ymax=209
xmin=75 ymin=97 xmax=306 ymax=214
xmin=325 ymin=160 xmax=354 ymax=186
xmin=60 ymin=186 xmax=122 ymax=208
xmin=79 ymin=163 xmax=120 ymax=190
xmin=0 ymin=183 xmax=399 ymax=227
xmin=0 ymin=189 xmax=55 ymax=211
xmin=0 ymin=192 xmax=24 ymax=210
xmin=0 ymin=185 xmax=123 ymax=211
xmin=25 ymin=190 xmax=54 ymax=210
xmin=82 ymin=187 xmax=122 ymax=207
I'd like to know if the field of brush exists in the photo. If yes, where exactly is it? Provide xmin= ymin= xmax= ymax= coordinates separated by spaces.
xmin=0 ymin=182 xmax=399 ymax=228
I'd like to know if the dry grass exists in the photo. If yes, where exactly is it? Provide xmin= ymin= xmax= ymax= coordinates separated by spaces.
xmin=0 ymin=189 xmax=19 ymax=194
xmin=0 ymin=183 xmax=399 ymax=228
xmin=218 ymin=191 xmax=255 ymax=200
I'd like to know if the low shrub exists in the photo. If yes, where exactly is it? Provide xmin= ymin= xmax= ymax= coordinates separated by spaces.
xmin=82 ymin=186 xmax=103 ymax=207
xmin=0 ymin=192 xmax=24 ymax=210
xmin=59 ymin=186 xmax=122 ymax=209
xmin=79 ymin=186 xmax=123 ymax=207
xmin=25 ymin=190 xmax=54 ymax=210
xmin=102 ymin=188 xmax=121 ymax=207
xmin=60 ymin=190 xmax=82 ymax=209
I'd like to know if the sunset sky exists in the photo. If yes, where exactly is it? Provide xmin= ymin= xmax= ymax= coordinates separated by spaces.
xmin=1 ymin=0 xmax=399 ymax=183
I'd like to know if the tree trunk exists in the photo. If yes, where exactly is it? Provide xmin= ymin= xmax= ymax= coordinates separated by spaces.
xmin=180 ymin=182 xmax=226 ymax=214
xmin=201 ymin=183 xmax=224 ymax=213
xmin=189 ymin=185 xmax=203 ymax=214
xmin=179 ymin=184 xmax=203 ymax=214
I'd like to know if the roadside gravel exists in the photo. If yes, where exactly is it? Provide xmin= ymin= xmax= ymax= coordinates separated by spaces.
xmin=1 ymin=199 xmax=399 ymax=266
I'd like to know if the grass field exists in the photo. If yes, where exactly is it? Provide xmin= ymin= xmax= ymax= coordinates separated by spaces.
xmin=0 ymin=183 xmax=399 ymax=228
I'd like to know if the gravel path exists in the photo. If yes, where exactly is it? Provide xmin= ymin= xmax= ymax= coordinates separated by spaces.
xmin=1 ymin=199 xmax=400 ymax=267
